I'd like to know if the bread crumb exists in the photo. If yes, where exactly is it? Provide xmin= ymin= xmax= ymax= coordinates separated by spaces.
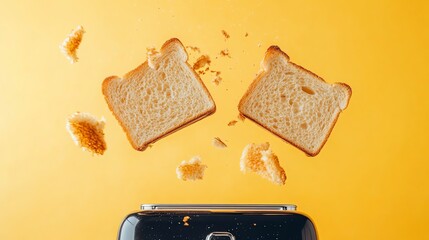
xmin=193 ymin=55 xmax=211 ymax=70
xmin=208 ymin=70 xmax=222 ymax=85
xmin=257 ymin=42 xmax=262 ymax=48
xmin=183 ymin=216 xmax=190 ymax=226
xmin=220 ymin=49 xmax=231 ymax=58
xmin=222 ymin=30 xmax=230 ymax=40
xmin=240 ymin=142 xmax=286 ymax=185
xmin=238 ymin=113 xmax=245 ymax=121
xmin=228 ymin=120 xmax=238 ymax=126
xmin=66 ymin=112 xmax=106 ymax=155
xmin=60 ymin=25 xmax=85 ymax=63
xmin=245 ymin=32 xmax=249 ymax=37
xmin=212 ymin=76 xmax=222 ymax=85
xmin=186 ymin=46 xmax=201 ymax=53
xmin=212 ymin=137 xmax=227 ymax=148
xmin=176 ymin=156 xmax=207 ymax=181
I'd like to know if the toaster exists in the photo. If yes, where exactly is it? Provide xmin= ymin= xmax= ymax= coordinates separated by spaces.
xmin=118 ymin=204 xmax=317 ymax=240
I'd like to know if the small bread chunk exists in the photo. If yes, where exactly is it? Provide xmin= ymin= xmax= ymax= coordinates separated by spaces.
xmin=212 ymin=137 xmax=227 ymax=148
xmin=60 ymin=25 xmax=85 ymax=63
xmin=66 ymin=112 xmax=106 ymax=155
xmin=240 ymin=142 xmax=286 ymax=185
xmin=193 ymin=55 xmax=211 ymax=70
xmin=183 ymin=216 xmax=190 ymax=226
xmin=222 ymin=30 xmax=230 ymax=40
xmin=220 ymin=49 xmax=231 ymax=58
xmin=238 ymin=46 xmax=351 ymax=156
xmin=176 ymin=156 xmax=207 ymax=181
xmin=211 ymin=71 xmax=222 ymax=85
xmin=227 ymin=120 xmax=238 ymax=126
xmin=102 ymin=38 xmax=216 ymax=151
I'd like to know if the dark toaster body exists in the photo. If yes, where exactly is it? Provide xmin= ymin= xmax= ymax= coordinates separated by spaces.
xmin=118 ymin=204 xmax=317 ymax=240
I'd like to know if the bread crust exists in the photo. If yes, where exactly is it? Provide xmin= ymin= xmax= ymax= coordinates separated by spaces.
xmin=102 ymin=38 xmax=216 ymax=151
xmin=238 ymin=46 xmax=351 ymax=156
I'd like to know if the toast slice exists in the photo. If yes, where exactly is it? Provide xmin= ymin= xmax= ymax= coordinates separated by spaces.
xmin=102 ymin=38 xmax=216 ymax=151
xmin=176 ymin=156 xmax=207 ymax=181
xmin=238 ymin=46 xmax=351 ymax=156
xmin=240 ymin=142 xmax=286 ymax=185
xmin=66 ymin=112 xmax=106 ymax=155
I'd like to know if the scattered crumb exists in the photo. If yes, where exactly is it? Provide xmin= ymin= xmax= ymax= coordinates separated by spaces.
xmin=245 ymin=32 xmax=249 ymax=37
xmin=210 ymin=71 xmax=222 ymax=85
xmin=186 ymin=46 xmax=201 ymax=53
xmin=60 ymin=25 xmax=85 ymax=63
xmin=228 ymin=120 xmax=238 ymax=126
xmin=193 ymin=55 xmax=211 ymax=70
xmin=212 ymin=137 xmax=227 ymax=149
xmin=222 ymin=30 xmax=230 ymax=40
xmin=238 ymin=113 xmax=246 ymax=121
xmin=240 ymin=142 xmax=286 ymax=185
xmin=183 ymin=216 xmax=190 ymax=226
xmin=220 ymin=49 xmax=231 ymax=58
xmin=66 ymin=112 xmax=106 ymax=155
xmin=257 ymin=42 xmax=262 ymax=48
xmin=213 ymin=75 xmax=222 ymax=85
xmin=176 ymin=156 xmax=207 ymax=181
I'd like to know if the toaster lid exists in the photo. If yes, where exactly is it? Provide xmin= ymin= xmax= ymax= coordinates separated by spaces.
xmin=141 ymin=204 xmax=297 ymax=211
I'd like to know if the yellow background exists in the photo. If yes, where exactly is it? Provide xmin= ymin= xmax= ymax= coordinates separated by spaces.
xmin=1 ymin=0 xmax=428 ymax=239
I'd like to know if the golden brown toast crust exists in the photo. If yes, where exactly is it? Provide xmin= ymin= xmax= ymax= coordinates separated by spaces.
xmin=238 ymin=46 xmax=352 ymax=156
xmin=102 ymin=38 xmax=216 ymax=151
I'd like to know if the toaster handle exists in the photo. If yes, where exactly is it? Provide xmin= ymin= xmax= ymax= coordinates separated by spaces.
xmin=205 ymin=232 xmax=236 ymax=240
xmin=140 ymin=204 xmax=297 ymax=211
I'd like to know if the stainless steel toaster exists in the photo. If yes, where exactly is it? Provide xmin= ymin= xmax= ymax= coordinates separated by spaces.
xmin=118 ymin=204 xmax=317 ymax=240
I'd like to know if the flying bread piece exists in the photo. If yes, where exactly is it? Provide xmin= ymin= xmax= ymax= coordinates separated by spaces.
xmin=240 ymin=142 xmax=286 ymax=185
xmin=66 ymin=112 xmax=106 ymax=155
xmin=212 ymin=137 xmax=227 ymax=149
xmin=176 ymin=156 xmax=207 ymax=181
xmin=238 ymin=46 xmax=352 ymax=156
xmin=60 ymin=25 xmax=85 ymax=63
xmin=102 ymin=38 xmax=216 ymax=151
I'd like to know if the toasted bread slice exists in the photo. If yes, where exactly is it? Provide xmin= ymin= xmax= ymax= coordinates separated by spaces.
xmin=60 ymin=26 xmax=85 ymax=63
xmin=66 ymin=112 xmax=106 ymax=155
xmin=240 ymin=142 xmax=286 ymax=185
xmin=176 ymin=156 xmax=207 ymax=181
xmin=238 ymin=46 xmax=351 ymax=156
xmin=102 ymin=38 xmax=216 ymax=151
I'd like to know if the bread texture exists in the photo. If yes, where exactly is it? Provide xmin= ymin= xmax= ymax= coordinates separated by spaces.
xmin=60 ymin=25 xmax=84 ymax=63
xmin=66 ymin=112 xmax=106 ymax=155
xmin=240 ymin=142 xmax=286 ymax=185
xmin=102 ymin=38 xmax=216 ymax=151
xmin=176 ymin=156 xmax=207 ymax=181
xmin=238 ymin=46 xmax=352 ymax=156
